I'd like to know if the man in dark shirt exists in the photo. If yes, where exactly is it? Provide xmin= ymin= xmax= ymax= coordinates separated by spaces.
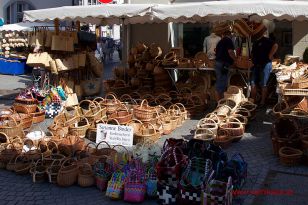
xmin=251 ymin=31 xmax=278 ymax=107
xmin=215 ymin=30 xmax=236 ymax=101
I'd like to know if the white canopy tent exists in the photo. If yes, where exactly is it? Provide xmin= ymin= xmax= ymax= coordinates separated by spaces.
xmin=23 ymin=1 xmax=308 ymax=24
xmin=0 ymin=22 xmax=54 ymax=31
xmin=152 ymin=1 xmax=308 ymax=23
xmin=23 ymin=4 xmax=156 ymax=25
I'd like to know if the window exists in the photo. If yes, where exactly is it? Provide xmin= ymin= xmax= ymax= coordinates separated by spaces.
xmin=5 ymin=2 xmax=34 ymax=24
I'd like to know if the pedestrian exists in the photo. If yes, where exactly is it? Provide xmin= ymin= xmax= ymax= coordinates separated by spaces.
xmin=108 ymin=39 xmax=115 ymax=60
xmin=250 ymin=30 xmax=278 ymax=108
xmin=214 ymin=30 xmax=236 ymax=101
xmin=102 ymin=39 xmax=108 ymax=62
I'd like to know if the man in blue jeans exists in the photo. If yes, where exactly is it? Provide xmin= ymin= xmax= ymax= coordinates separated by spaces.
xmin=215 ymin=30 xmax=236 ymax=101
xmin=251 ymin=31 xmax=278 ymax=108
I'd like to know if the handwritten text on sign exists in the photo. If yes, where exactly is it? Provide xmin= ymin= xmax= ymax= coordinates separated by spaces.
xmin=96 ymin=124 xmax=133 ymax=147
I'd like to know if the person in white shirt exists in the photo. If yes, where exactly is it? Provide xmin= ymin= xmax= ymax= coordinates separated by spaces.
xmin=203 ymin=32 xmax=221 ymax=60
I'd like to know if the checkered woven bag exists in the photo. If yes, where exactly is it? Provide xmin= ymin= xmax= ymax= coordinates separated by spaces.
xmin=202 ymin=176 xmax=233 ymax=205
xmin=178 ymin=158 xmax=213 ymax=205
xmin=146 ymin=167 xmax=158 ymax=198
xmin=45 ymin=102 xmax=62 ymax=118
xmin=156 ymin=146 xmax=187 ymax=187
xmin=157 ymin=181 xmax=178 ymax=205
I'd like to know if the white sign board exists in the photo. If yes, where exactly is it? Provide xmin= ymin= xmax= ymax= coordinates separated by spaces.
xmin=96 ymin=124 xmax=133 ymax=147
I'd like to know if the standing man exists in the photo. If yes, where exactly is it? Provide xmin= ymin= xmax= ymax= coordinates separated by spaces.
xmin=215 ymin=30 xmax=236 ymax=101
xmin=250 ymin=30 xmax=278 ymax=108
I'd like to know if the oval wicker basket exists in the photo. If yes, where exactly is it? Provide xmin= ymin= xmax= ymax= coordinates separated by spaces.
xmin=134 ymin=123 xmax=160 ymax=145
xmin=219 ymin=119 xmax=244 ymax=142
xmin=196 ymin=118 xmax=218 ymax=135
xmin=214 ymin=129 xmax=232 ymax=149
xmin=133 ymin=99 xmax=157 ymax=122
xmin=69 ymin=117 xmax=90 ymax=138
xmin=57 ymin=159 xmax=79 ymax=187
xmin=279 ymin=146 xmax=303 ymax=166
xmin=224 ymin=86 xmax=243 ymax=105
xmin=239 ymin=101 xmax=257 ymax=119
xmin=218 ymin=98 xmax=237 ymax=112
xmin=108 ymin=104 xmax=132 ymax=125
xmin=78 ymin=163 xmax=95 ymax=187
xmin=0 ymin=116 xmax=25 ymax=138
xmin=101 ymin=93 xmax=121 ymax=115
xmin=30 ymin=107 xmax=45 ymax=124
xmin=194 ymin=128 xmax=215 ymax=142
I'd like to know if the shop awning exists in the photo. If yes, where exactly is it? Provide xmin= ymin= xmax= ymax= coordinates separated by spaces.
xmin=23 ymin=1 xmax=308 ymax=25
xmin=23 ymin=4 xmax=155 ymax=25
xmin=152 ymin=1 xmax=308 ymax=23
xmin=0 ymin=22 xmax=54 ymax=31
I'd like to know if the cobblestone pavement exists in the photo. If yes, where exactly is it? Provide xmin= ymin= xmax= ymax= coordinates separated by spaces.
xmin=1 ymin=56 xmax=308 ymax=204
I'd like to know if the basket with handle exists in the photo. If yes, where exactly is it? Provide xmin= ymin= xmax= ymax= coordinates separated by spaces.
xmin=30 ymin=159 xmax=47 ymax=183
xmin=272 ymin=100 xmax=290 ymax=118
xmin=101 ymin=93 xmax=121 ymax=115
xmin=68 ymin=117 xmax=90 ymax=138
xmin=168 ymin=104 xmax=183 ymax=127
xmin=46 ymin=159 xmax=63 ymax=184
xmin=133 ymin=99 xmax=157 ymax=122
xmin=94 ymin=159 xmax=114 ymax=191
xmin=219 ymin=118 xmax=245 ymax=142
xmin=224 ymin=86 xmax=243 ymax=105
xmin=89 ymin=141 xmax=117 ymax=166
xmin=124 ymin=169 xmax=146 ymax=203
xmin=10 ymin=107 xmax=33 ymax=130
xmin=119 ymin=94 xmax=137 ymax=113
xmin=108 ymin=104 xmax=133 ymax=125
xmin=0 ymin=116 xmax=25 ymax=138
xmin=76 ymin=100 xmax=102 ymax=123
xmin=218 ymin=98 xmax=237 ymax=112
xmin=106 ymin=171 xmax=126 ymax=200
xmin=202 ymin=176 xmax=233 ymax=205
xmin=239 ymin=101 xmax=257 ymax=119
xmin=213 ymin=105 xmax=232 ymax=122
xmin=233 ymin=107 xmax=251 ymax=120
xmin=78 ymin=163 xmax=95 ymax=187
xmin=57 ymin=158 xmax=79 ymax=187
xmin=13 ymin=91 xmax=38 ymax=113
xmin=194 ymin=129 xmax=215 ymax=143
xmin=179 ymin=158 xmax=213 ymax=205
xmin=93 ymin=97 xmax=108 ymax=118
xmin=30 ymin=107 xmax=45 ymax=124
xmin=134 ymin=123 xmax=160 ymax=145
xmin=14 ymin=154 xmax=32 ymax=175
xmin=228 ymin=114 xmax=248 ymax=126
xmin=175 ymin=103 xmax=188 ymax=121
xmin=197 ymin=118 xmax=218 ymax=135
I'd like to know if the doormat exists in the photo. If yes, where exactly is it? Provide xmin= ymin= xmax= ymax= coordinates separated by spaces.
xmin=252 ymin=170 xmax=308 ymax=205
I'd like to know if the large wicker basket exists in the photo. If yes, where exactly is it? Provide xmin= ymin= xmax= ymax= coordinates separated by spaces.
xmin=133 ymin=99 xmax=157 ymax=122
xmin=279 ymin=147 xmax=303 ymax=166
xmin=57 ymin=159 xmax=79 ymax=187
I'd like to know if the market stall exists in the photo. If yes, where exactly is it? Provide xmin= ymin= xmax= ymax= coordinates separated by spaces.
xmin=0 ymin=1 xmax=305 ymax=205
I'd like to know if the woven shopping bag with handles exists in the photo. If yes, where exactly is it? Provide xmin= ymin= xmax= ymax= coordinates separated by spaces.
xmin=106 ymin=171 xmax=126 ymax=200
xmin=202 ymin=176 xmax=233 ymax=205
xmin=124 ymin=165 xmax=146 ymax=203
xmin=178 ymin=158 xmax=213 ymax=205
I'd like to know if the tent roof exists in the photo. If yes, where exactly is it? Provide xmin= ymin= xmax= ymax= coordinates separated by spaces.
xmin=23 ymin=4 xmax=155 ymax=25
xmin=23 ymin=1 xmax=308 ymax=25
xmin=152 ymin=1 xmax=308 ymax=23
xmin=0 ymin=22 xmax=54 ymax=31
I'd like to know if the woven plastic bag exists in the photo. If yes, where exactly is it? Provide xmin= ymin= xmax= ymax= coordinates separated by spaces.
xmin=106 ymin=171 xmax=126 ymax=200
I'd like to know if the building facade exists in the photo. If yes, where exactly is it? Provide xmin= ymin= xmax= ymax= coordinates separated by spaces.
xmin=0 ymin=0 xmax=77 ymax=24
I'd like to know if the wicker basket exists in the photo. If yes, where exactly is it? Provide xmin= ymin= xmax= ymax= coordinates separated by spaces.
xmin=46 ymin=159 xmax=62 ymax=184
xmin=119 ymin=94 xmax=138 ymax=113
xmin=57 ymin=159 xmax=79 ymax=187
xmin=133 ymin=99 xmax=157 ymax=121
xmin=11 ymin=112 xmax=33 ymax=130
xmin=175 ymin=103 xmax=188 ymax=121
xmin=196 ymin=118 xmax=218 ymax=135
xmin=228 ymin=114 xmax=248 ymax=126
xmin=235 ymin=56 xmax=253 ymax=70
xmin=279 ymin=147 xmax=303 ymax=166
xmin=89 ymin=141 xmax=117 ymax=165
xmin=160 ymin=116 xmax=175 ymax=135
xmin=233 ymin=107 xmax=251 ymax=119
xmin=77 ymin=100 xmax=103 ymax=123
xmin=283 ymin=88 xmax=308 ymax=96
xmin=30 ymin=159 xmax=47 ymax=183
xmin=285 ymin=96 xmax=307 ymax=112
xmin=0 ymin=116 xmax=25 ymax=138
xmin=224 ymin=86 xmax=243 ymax=105
xmin=218 ymin=98 xmax=237 ymax=112
xmin=69 ymin=117 xmax=91 ymax=138
xmin=205 ymin=113 xmax=221 ymax=125
xmin=128 ymin=119 xmax=143 ymax=137
xmin=134 ymin=123 xmax=160 ymax=145
xmin=219 ymin=120 xmax=244 ymax=142
xmin=14 ymin=154 xmax=32 ymax=175
xmin=78 ymin=163 xmax=95 ymax=187
xmin=213 ymin=105 xmax=232 ymax=121
xmin=101 ymin=93 xmax=121 ymax=115
xmin=13 ymin=95 xmax=38 ymax=114
xmin=30 ymin=107 xmax=45 ymax=124
xmin=108 ymin=104 xmax=133 ymax=125
xmin=239 ymin=101 xmax=257 ymax=119
xmin=194 ymin=129 xmax=215 ymax=142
